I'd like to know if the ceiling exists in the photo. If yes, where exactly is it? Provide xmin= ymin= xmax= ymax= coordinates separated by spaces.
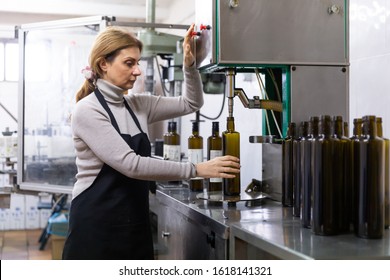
xmin=0 ymin=0 xmax=176 ymax=26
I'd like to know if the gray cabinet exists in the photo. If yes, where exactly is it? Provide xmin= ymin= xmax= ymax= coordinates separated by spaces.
xmin=154 ymin=188 xmax=229 ymax=260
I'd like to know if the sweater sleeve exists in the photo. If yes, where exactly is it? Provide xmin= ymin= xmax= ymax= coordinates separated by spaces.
xmin=128 ymin=64 xmax=204 ymax=123
xmin=72 ymin=98 xmax=197 ymax=182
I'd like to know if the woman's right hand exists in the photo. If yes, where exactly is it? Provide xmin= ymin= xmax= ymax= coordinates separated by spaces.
xmin=195 ymin=155 xmax=240 ymax=179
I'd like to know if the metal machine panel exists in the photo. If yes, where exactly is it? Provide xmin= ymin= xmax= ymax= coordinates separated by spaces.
xmin=196 ymin=0 xmax=348 ymax=70
xmin=262 ymin=143 xmax=282 ymax=202
xmin=290 ymin=65 xmax=349 ymax=123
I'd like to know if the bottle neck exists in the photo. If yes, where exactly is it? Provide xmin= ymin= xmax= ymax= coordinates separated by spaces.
xmin=192 ymin=122 xmax=199 ymax=136
xmin=212 ymin=122 xmax=219 ymax=136
xmin=287 ymin=122 xmax=296 ymax=138
xmin=353 ymin=119 xmax=362 ymax=137
xmin=319 ymin=115 xmax=332 ymax=136
xmin=376 ymin=119 xmax=383 ymax=138
xmin=226 ymin=117 xmax=235 ymax=132
xmin=168 ymin=122 xmax=177 ymax=133
xmin=301 ymin=121 xmax=309 ymax=138
xmin=363 ymin=115 xmax=377 ymax=137
xmin=310 ymin=116 xmax=319 ymax=137
xmin=334 ymin=117 xmax=343 ymax=137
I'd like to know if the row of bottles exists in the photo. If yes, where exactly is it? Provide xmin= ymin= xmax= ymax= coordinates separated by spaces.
xmin=163 ymin=119 xmax=241 ymax=196
xmin=282 ymin=115 xmax=389 ymax=239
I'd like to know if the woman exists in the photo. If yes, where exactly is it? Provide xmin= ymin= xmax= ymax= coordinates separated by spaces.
xmin=62 ymin=24 xmax=240 ymax=260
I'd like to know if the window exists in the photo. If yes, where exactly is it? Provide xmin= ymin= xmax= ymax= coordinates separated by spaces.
xmin=0 ymin=40 xmax=19 ymax=82
xmin=0 ymin=43 xmax=4 ymax=81
xmin=5 ymin=42 xmax=19 ymax=81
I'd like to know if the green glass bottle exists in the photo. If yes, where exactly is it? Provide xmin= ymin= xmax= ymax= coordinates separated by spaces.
xmin=222 ymin=117 xmax=240 ymax=197
xmin=293 ymin=122 xmax=305 ymax=217
xmin=163 ymin=121 xmax=181 ymax=162
xmin=344 ymin=121 xmax=349 ymax=138
xmin=311 ymin=115 xmax=339 ymax=235
xmin=355 ymin=115 xmax=385 ymax=239
xmin=188 ymin=121 xmax=204 ymax=192
xmin=376 ymin=117 xmax=389 ymax=229
xmin=301 ymin=117 xmax=318 ymax=228
xmin=282 ymin=122 xmax=296 ymax=207
xmin=333 ymin=116 xmax=352 ymax=233
xmin=207 ymin=122 xmax=222 ymax=192
xmin=350 ymin=118 xmax=363 ymax=230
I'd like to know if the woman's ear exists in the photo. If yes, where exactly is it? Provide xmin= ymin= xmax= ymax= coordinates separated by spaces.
xmin=98 ymin=58 xmax=107 ymax=72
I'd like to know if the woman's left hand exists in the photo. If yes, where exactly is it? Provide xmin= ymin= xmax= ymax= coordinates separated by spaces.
xmin=183 ymin=23 xmax=195 ymax=67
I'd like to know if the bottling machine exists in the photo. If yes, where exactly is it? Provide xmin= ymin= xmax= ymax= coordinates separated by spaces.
xmin=195 ymin=0 xmax=349 ymax=201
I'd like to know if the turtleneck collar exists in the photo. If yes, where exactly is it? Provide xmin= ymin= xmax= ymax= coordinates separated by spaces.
xmin=96 ymin=79 xmax=126 ymax=104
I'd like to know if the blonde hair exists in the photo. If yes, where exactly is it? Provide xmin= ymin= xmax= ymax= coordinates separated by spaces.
xmin=76 ymin=26 xmax=143 ymax=102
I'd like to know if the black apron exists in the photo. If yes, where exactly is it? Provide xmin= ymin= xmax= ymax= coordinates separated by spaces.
xmin=62 ymin=89 xmax=154 ymax=260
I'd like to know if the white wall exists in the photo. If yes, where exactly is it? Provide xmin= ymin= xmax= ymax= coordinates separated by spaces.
xmin=350 ymin=0 xmax=390 ymax=137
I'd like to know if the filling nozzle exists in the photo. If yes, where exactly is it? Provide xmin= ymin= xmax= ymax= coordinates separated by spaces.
xmin=225 ymin=68 xmax=236 ymax=118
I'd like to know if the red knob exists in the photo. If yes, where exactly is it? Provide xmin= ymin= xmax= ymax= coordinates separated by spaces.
xmin=200 ymin=24 xmax=211 ymax=30
xmin=191 ymin=31 xmax=201 ymax=36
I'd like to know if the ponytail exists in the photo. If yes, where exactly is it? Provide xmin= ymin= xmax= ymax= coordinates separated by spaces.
xmin=76 ymin=79 xmax=96 ymax=102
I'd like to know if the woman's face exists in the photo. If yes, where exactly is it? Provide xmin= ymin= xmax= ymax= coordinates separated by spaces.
xmin=100 ymin=46 xmax=142 ymax=90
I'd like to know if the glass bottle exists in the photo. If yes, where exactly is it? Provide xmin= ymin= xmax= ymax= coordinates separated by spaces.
xmin=163 ymin=121 xmax=181 ymax=162
xmin=333 ymin=116 xmax=352 ymax=233
xmin=311 ymin=115 xmax=339 ymax=235
xmin=207 ymin=122 xmax=222 ymax=192
xmin=350 ymin=118 xmax=363 ymax=230
xmin=355 ymin=115 xmax=385 ymax=239
xmin=301 ymin=116 xmax=318 ymax=228
xmin=222 ymin=117 xmax=240 ymax=197
xmin=282 ymin=122 xmax=296 ymax=207
xmin=344 ymin=121 xmax=349 ymax=138
xmin=188 ymin=121 xmax=204 ymax=192
xmin=293 ymin=122 xmax=304 ymax=217
xmin=376 ymin=117 xmax=389 ymax=229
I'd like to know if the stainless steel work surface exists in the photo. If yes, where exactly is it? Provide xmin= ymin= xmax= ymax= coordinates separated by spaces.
xmin=230 ymin=206 xmax=390 ymax=260
xmin=154 ymin=185 xmax=390 ymax=260
xmin=155 ymin=185 xmax=269 ymax=239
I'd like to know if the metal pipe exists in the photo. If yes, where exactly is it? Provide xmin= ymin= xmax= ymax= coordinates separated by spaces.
xmin=225 ymin=68 xmax=236 ymax=118
xmin=146 ymin=0 xmax=156 ymax=29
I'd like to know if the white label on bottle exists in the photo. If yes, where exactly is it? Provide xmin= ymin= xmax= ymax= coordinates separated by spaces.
xmin=188 ymin=149 xmax=203 ymax=164
xmin=188 ymin=148 xmax=203 ymax=180
xmin=209 ymin=149 xmax=222 ymax=182
xmin=209 ymin=149 xmax=222 ymax=160
xmin=163 ymin=144 xmax=181 ymax=162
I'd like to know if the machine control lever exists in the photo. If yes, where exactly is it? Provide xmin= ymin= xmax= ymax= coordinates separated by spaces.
xmin=234 ymin=88 xmax=283 ymax=112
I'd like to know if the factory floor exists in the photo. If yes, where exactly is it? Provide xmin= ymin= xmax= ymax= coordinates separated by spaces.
xmin=0 ymin=229 xmax=53 ymax=260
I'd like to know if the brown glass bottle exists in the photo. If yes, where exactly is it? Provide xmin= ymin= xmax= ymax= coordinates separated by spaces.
xmin=376 ymin=117 xmax=389 ymax=229
xmin=163 ymin=121 xmax=181 ymax=162
xmin=293 ymin=122 xmax=305 ymax=217
xmin=222 ymin=117 xmax=240 ymax=197
xmin=282 ymin=122 xmax=296 ymax=207
xmin=188 ymin=121 xmax=204 ymax=192
xmin=333 ymin=116 xmax=352 ymax=233
xmin=350 ymin=118 xmax=363 ymax=230
xmin=301 ymin=117 xmax=318 ymax=228
xmin=207 ymin=122 xmax=222 ymax=192
xmin=355 ymin=115 xmax=385 ymax=239
xmin=344 ymin=121 xmax=349 ymax=138
xmin=311 ymin=115 xmax=339 ymax=235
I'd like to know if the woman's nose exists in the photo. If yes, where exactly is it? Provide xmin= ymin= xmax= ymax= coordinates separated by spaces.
xmin=133 ymin=65 xmax=141 ymax=76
